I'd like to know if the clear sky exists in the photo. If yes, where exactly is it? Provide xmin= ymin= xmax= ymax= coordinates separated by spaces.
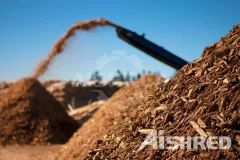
xmin=0 ymin=0 xmax=239 ymax=81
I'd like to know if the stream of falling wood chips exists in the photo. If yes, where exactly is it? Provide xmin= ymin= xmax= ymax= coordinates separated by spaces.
xmin=33 ymin=18 xmax=117 ymax=78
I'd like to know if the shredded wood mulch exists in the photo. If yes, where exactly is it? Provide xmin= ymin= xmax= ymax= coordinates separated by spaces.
xmin=0 ymin=77 xmax=79 ymax=145
xmin=84 ymin=25 xmax=240 ymax=160
xmin=50 ymin=74 xmax=164 ymax=160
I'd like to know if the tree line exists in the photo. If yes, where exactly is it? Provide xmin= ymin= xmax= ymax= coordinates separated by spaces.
xmin=90 ymin=70 xmax=161 ymax=82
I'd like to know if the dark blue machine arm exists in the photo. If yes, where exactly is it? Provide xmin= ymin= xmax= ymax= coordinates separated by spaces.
xmin=116 ymin=27 xmax=188 ymax=70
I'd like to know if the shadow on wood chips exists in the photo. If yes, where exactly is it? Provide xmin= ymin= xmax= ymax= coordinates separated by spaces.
xmin=81 ymin=25 xmax=240 ymax=159
xmin=0 ymin=77 xmax=79 ymax=145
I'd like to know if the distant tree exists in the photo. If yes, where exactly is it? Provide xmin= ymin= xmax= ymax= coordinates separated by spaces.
xmin=125 ymin=72 xmax=131 ymax=82
xmin=118 ymin=70 xmax=125 ymax=81
xmin=132 ymin=76 xmax=136 ymax=81
xmin=112 ymin=76 xmax=118 ymax=81
xmin=137 ymin=73 xmax=141 ymax=79
xmin=154 ymin=71 xmax=161 ymax=76
xmin=142 ymin=69 xmax=146 ymax=75
xmin=112 ymin=70 xmax=125 ymax=81
xmin=90 ymin=71 xmax=102 ymax=81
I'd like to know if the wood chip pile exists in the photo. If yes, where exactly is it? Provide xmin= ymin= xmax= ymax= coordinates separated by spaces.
xmin=0 ymin=81 xmax=14 ymax=91
xmin=0 ymin=77 xmax=79 ymax=145
xmin=50 ymin=74 xmax=164 ymax=159
xmin=84 ymin=25 xmax=240 ymax=159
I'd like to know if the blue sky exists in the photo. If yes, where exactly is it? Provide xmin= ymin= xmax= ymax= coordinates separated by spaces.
xmin=0 ymin=0 xmax=239 ymax=81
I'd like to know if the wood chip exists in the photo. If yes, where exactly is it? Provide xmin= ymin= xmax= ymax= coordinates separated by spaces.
xmin=138 ymin=129 xmax=155 ymax=134
xmin=190 ymin=121 xmax=208 ymax=138
xmin=197 ymin=119 xmax=207 ymax=129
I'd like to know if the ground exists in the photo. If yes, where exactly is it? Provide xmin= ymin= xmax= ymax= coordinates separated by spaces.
xmin=0 ymin=145 xmax=62 ymax=160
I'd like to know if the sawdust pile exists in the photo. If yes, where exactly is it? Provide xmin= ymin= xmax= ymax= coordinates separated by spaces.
xmin=0 ymin=77 xmax=79 ymax=145
xmin=33 ymin=18 xmax=117 ymax=78
xmin=84 ymin=25 xmax=240 ymax=159
xmin=50 ymin=74 xmax=164 ymax=159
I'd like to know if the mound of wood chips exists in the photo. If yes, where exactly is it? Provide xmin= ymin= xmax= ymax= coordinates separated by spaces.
xmin=50 ymin=74 xmax=164 ymax=159
xmin=84 ymin=25 xmax=240 ymax=159
xmin=0 ymin=77 xmax=79 ymax=145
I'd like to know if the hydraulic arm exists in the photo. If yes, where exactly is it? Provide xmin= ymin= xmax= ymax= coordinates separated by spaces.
xmin=116 ymin=26 xmax=188 ymax=70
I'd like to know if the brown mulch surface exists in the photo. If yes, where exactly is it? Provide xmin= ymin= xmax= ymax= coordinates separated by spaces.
xmin=84 ymin=25 xmax=240 ymax=159
xmin=0 ymin=77 xmax=79 ymax=145
xmin=50 ymin=74 xmax=164 ymax=160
